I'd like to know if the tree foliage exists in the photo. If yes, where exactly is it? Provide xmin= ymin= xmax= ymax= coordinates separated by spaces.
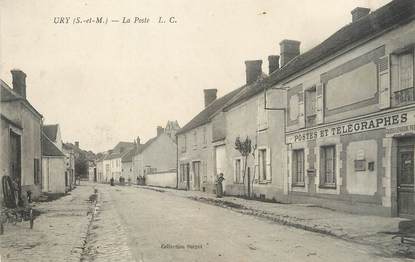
xmin=234 ymin=136 xmax=257 ymax=197
xmin=75 ymin=153 xmax=88 ymax=177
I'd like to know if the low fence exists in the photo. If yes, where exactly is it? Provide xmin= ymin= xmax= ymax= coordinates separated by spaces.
xmin=145 ymin=171 xmax=177 ymax=188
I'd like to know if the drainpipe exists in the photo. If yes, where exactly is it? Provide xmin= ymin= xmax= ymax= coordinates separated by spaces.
xmin=176 ymin=134 xmax=179 ymax=189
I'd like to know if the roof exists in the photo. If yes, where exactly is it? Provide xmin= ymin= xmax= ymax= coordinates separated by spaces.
xmin=121 ymin=147 xmax=139 ymax=162
xmin=42 ymin=133 xmax=65 ymax=157
xmin=177 ymin=86 xmax=245 ymax=135
xmin=43 ymin=124 xmax=59 ymax=142
xmin=104 ymin=141 xmax=136 ymax=160
xmin=0 ymin=79 xmax=43 ymax=118
xmin=223 ymin=0 xmax=415 ymax=110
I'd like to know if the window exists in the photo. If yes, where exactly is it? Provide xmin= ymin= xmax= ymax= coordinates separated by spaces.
xmin=234 ymin=159 xmax=242 ymax=184
xmin=399 ymin=52 xmax=414 ymax=90
xmin=305 ymin=87 xmax=317 ymax=127
xmin=193 ymin=131 xmax=197 ymax=149
xmin=393 ymin=51 xmax=415 ymax=105
xmin=181 ymin=135 xmax=187 ymax=153
xmin=258 ymin=149 xmax=271 ymax=182
xmin=203 ymin=127 xmax=207 ymax=145
xmin=320 ymin=146 xmax=336 ymax=188
xmin=34 ymin=159 xmax=40 ymax=185
xmin=292 ymin=150 xmax=304 ymax=186
xmin=258 ymin=95 xmax=268 ymax=130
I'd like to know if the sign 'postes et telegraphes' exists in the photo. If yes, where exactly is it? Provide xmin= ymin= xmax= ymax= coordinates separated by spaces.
xmin=286 ymin=111 xmax=415 ymax=144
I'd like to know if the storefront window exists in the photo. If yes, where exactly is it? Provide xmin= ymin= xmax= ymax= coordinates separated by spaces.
xmin=292 ymin=150 xmax=305 ymax=186
xmin=320 ymin=146 xmax=336 ymax=188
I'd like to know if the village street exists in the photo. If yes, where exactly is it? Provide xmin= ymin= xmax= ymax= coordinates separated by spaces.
xmin=82 ymin=184 xmax=411 ymax=262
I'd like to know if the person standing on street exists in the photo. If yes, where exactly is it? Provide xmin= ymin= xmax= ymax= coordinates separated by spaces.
xmin=216 ymin=173 xmax=225 ymax=198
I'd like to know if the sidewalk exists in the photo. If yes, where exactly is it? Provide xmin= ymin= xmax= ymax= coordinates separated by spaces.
xmin=0 ymin=184 xmax=96 ymax=262
xmin=138 ymin=185 xmax=415 ymax=258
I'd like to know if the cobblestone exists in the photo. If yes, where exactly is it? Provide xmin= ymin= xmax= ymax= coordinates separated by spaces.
xmin=0 ymin=184 xmax=95 ymax=262
xmin=138 ymin=185 xmax=415 ymax=259
xmin=81 ymin=185 xmax=134 ymax=262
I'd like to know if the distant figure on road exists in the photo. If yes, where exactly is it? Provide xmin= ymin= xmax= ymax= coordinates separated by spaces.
xmin=142 ymin=176 xmax=146 ymax=185
xmin=110 ymin=177 xmax=115 ymax=186
xmin=216 ymin=173 xmax=225 ymax=198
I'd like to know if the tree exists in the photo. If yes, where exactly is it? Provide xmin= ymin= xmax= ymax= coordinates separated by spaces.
xmin=234 ymin=136 xmax=257 ymax=197
xmin=75 ymin=153 xmax=88 ymax=178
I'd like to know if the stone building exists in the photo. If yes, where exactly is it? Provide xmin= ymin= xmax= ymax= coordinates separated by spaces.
xmin=0 ymin=70 xmax=43 ymax=201
xmin=176 ymin=0 xmax=415 ymax=217
xmin=132 ymin=123 xmax=179 ymax=188
xmin=266 ymin=0 xmax=415 ymax=216
xmin=103 ymin=141 xmax=135 ymax=182
xmin=42 ymin=124 xmax=66 ymax=193
xmin=177 ymin=84 xmax=246 ymax=192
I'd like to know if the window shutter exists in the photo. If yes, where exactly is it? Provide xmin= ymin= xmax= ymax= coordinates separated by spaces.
xmin=378 ymin=56 xmax=390 ymax=109
xmin=316 ymin=84 xmax=324 ymax=124
xmin=266 ymin=148 xmax=271 ymax=181
xmin=254 ymin=149 xmax=259 ymax=183
xmin=298 ymin=91 xmax=305 ymax=128
xmin=233 ymin=160 xmax=237 ymax=183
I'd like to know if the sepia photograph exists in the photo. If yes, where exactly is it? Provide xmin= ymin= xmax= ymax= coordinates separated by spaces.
xmin=1 ymin=0 xmax=415 ymax=261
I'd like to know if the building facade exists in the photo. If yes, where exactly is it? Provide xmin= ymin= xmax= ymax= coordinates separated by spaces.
xmin=42 ymin=124 xmax=66 ymax=194
xmin=0 ymin=70 xmax=43 ymax=201
xmin=177 ymin=88 xmax=243 ymax=192
xmin=271 ymin=0 xmax=415 ymax=217
xmin=133 ymin=123 xmax=179 ymax=187
xmin=176 ymin=0 xmax=415 ymax=218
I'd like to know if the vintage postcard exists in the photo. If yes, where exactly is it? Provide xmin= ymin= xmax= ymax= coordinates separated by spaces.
xmin=1 ymin=0 xmax=415 ymax=261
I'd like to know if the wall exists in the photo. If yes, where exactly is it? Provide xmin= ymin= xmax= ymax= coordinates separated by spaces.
xmin=142 ymin=133 xmax=177 ymax=173
xmin=42 ymin=157 xmax=66 ymax=194
xmin=122 ymin=161 xmax=133 ymax=180
xmin=1 ymin=100 xmax=42 ymax=199
xmin=0 ymin=118 xmax=12 ymax=204
xmin=224 ymin=92 xmax=287 ymax=200
xmin=285 ymin=20 xmax=415 ymax=132
xmin=145 ymin=171 xmax=177 ymax=188
xmin=178 ymin=123 xmax=214 ymax=191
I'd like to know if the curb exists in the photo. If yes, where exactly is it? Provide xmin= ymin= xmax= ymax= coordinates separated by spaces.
xmin=187 ymin=196 xmax=351 ymax=242
xmin=80 ymin=190 xmax=100 ymax=262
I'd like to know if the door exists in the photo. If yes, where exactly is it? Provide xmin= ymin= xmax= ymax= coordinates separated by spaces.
xmin=185 ymin=164 xmax=190 ymax=190
xmin=9 ymin=131 xmax=21 ymax=199
xmin=193 ymin=161 xmax=201 ymax=191
xmin=215 ymin=145 xmax=226 ymax=193
xmin=397 ymin=145 xmax=415 ymax=218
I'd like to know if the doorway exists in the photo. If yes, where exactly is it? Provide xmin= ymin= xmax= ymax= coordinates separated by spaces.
xmin=397 ymin=142 xmax=415 ymax=218
xmin=9 ymin=131 xmax=22 ymax=199
xmin=193 ymin=161 xmax=201 ymax=191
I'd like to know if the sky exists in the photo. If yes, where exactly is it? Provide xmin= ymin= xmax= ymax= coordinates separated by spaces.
xmin=0 ymin=0 xmax=392 ymax=153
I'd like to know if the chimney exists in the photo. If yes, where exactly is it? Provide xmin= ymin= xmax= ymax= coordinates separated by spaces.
xmin=351 ymin=7 xmax=370 ymax=22
xmin=245 ymin=60 xmax=263 ymax=85
xmin=268 ymin=55 xmax=280 ymax=75
xmin=157 ymin=126 xmax=164 ymax=136
xmin=203 ymin=89 xmax=217 ymax=108
xmin=11 ymin=69 xmax=27 ymax=98
xmin=279 ymin=40 xmax=301 ymax=67
xmin=75 ymin=141 xmax=79 ymax=148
